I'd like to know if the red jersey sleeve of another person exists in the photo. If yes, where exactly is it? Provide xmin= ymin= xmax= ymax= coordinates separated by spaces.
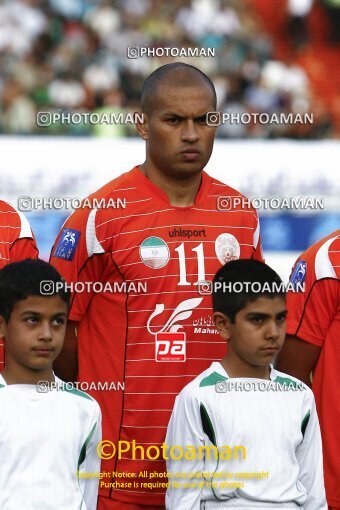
xmin=50 ymin=167 xmax=263 ymax=506
xmin=49 ymin=172 xmax=129 ymax=321
xmin=0 ymin=200 xmax=39 ymax=369
xmin=286 ymin=230 xmax=340 ymax=507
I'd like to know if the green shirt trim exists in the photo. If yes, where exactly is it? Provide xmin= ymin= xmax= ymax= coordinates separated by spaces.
xmin=200 ymin=403 xmax=217 ymax=446
xmin=77 ymin=421 xmax=97 ymax=469
xmin=199 ymin=371 xmax=228 ymax=388
xmin=301 ymin=410 xmax=311 ymax=438
xmin=274 ymin=376 xmax=300 ymax=389
xmin=60 ymin=383 xmax=93 ymax=401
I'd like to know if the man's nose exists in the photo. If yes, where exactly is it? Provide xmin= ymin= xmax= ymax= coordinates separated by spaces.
xmin=181 ymin=119 xmax=200 ymax=143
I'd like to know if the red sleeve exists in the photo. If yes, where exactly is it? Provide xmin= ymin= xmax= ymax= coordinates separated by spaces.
xmin=49 ymin=208 xmax=115 ymax=323
xmin=286 ymin=278 xmax=339 ymax=347
xmin=64 ymin=253 xmax=114 ymax=322
xmin=252 ymin=212 xmax=264 ymax=262
xmin=9 ymin=237 xmax=39 ymax=262
xmin=49 ymin=209 xmax=95 ymax=322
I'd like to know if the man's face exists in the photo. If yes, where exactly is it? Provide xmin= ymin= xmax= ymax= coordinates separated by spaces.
xmin=0 ymin=295 xmax=67 ymax=372
xmin=216 ymin=297 xmax=287 ymax=368
xmin=140 ymin=83 xmax=217 ymax=178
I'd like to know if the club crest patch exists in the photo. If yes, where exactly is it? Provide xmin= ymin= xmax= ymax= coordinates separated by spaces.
xmin=215 ymin=233 xmax=240 ymax=265
xmin=54 ymin=228 xmax=80 ymax=261
xmin=290 ymin=260 xmax=307 ymax=288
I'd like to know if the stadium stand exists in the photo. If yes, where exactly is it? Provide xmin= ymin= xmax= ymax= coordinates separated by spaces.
xmin=0 ymin=0 xmax=338 ymax=137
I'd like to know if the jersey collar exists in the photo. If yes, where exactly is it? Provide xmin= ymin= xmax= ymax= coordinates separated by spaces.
xmin=211 ymin=361 xmax=276 ymax=381
xmin=128 ymin=166 xmax=213 ymax=208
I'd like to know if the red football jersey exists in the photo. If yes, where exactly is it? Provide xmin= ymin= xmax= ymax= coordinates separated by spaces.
xmin=0 ymin=200 xmax=39 ymax=369
xmin=50 ymin=167 xmax=263 ymax=505
xmin=286 ymin=230 xmax=340 ymax=507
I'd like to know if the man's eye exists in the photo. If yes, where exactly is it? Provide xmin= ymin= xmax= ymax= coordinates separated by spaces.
xmin=277 ymin=315 xmax=286 ymax=323
xmin=167 ymin=117 xmax=180 ymax=124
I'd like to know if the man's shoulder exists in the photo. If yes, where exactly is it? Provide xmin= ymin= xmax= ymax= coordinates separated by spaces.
xmin=290 ymin=230 xmax=340 ymax=287
xmin=0 ymin=200 xmax=15 ymax=216
xmin=309 ymin=230 xmax=340 ymax=280
xmin=205 ymin=172 xmax=249 ymax=200
xmin=76 ymin=167 xmax=136 ymax=217
xmin=87 ymin=167 xmax=136 ymax=202
xmin=52 ymin=168 xmax=137 ymax=233
xmin=204 ymin=172 xmax=258 ymax=218
xmin=0 ymin=200 xmax=32 ymax=237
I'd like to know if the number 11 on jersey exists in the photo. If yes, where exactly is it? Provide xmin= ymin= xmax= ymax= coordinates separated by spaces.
xmin=174 ymin=242 xmax=206 ymax=286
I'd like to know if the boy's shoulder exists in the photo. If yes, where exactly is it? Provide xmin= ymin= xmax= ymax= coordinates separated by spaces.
xmin=55 ymin=377 xmax=101 ymax=415
xmin=0 ymin=375 xmax=101 ymax=412
xmin=271 ymin=367 xmax=313 ymax=397
xmin=177 ymin=365 xmax=314 ymax=402
xmin=0 ymin=373 xmax=6 ymax=389
xmin=178 ymin=362 xmax=227 ymax=400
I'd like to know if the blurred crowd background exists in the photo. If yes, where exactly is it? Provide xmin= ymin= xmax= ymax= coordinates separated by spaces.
xmin=1 ymin=0 xmax=340 ymax=138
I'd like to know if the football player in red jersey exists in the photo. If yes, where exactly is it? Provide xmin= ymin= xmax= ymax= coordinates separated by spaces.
xmin=50 ymin=63 xmax=263 ymax=510
xmin=276 ymin=230 xmax=340 ymax=510
xmin=0 ymin=200 xmax=39 ymax=370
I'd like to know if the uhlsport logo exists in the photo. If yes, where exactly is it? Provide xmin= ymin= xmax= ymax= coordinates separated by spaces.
xmin=147 ymin=298 xmax=203 ymax=362
xmin=140 ymin=236 xmax=170 ymax=269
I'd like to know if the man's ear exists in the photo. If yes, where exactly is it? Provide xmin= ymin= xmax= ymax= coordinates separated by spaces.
xmin=135 ymin=111 xmax=149 ymax=140
xmin=213 ymin=312 xmax=232 ymax=341
xmin=0 ymin=315 xmax=7 ymax=340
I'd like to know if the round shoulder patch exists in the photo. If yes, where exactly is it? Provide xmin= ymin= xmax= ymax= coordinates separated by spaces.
xmin=215 ymin=233 xmax=240 ymax=265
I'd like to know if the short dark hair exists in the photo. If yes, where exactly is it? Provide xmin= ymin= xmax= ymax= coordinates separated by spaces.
xmin=141 ymin=62 xmax=217 ymax=114
xmin=212 ymin=259 xmax=285 ymax=323
xmin=0 ymin=259 xmax=70 ymax=322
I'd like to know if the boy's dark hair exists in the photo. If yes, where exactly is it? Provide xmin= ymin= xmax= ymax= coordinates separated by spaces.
xmin=0 ymin=259 xmax=70 ymax=322
xmin=212 ymin=259 xmax=285 ymax=323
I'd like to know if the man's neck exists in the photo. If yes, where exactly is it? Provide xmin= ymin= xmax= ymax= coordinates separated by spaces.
xmin=138 ymin=162 xmax=202 ymax=207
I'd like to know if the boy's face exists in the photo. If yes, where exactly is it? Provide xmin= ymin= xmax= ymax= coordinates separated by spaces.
xmin=0 ymin=295 xmax=67 ymax=372
xmin=214 ymin=296 xmax=287 ymax=368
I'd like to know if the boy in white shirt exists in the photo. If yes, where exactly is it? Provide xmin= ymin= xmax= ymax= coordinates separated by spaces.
xmin=0 ymin=259 xmax=102 ymax=510
xmin=165 ymin=259 xmax=327 ymax=510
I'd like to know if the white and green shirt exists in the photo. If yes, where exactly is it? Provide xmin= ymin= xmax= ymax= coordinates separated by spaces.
xmin=0 ymin=374 xmax=101 ymax=510
xmin=165 ymin=362 xmax=327 ymax=510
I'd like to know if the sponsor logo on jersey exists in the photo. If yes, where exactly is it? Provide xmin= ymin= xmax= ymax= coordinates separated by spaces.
xmin=139 ymin=236 xmax=170 ymax=269
xmin=168 ymin=227 xmax=206 ymax=239
xmin=147 ymin=297 xmax=203 ymax=334
xmin=54 ymin=228 xmax=80 ymax=261
xmin=147 ymin=298 xmax=202 ymax=361
xmin=215 ymin=233 xmax=240 ymax=264
xmin=290 ymin=260 xmax=307 ymax=289
xmin=155 ymin=332 xmax=186 ymax=362
xmin=193 ymin=314 xmax=219 ymax=334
